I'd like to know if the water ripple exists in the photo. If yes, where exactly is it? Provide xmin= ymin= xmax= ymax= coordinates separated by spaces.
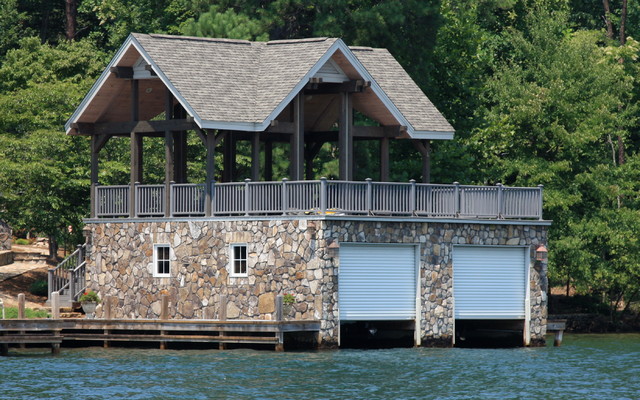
xmin=1 ymin=334 xmax=638 ymax=400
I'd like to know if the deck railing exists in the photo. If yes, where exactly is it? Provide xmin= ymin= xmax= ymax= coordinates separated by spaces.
xmin=93 ymin=179 xmax=544 ymax=220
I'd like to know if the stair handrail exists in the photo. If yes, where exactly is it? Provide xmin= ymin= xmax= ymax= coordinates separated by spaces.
xmin=48 ymin=243 xmax=87 ymax=302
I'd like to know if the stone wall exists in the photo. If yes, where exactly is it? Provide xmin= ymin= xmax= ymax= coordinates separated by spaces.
xmin=86 ymin=218 xmax=547 ymax=347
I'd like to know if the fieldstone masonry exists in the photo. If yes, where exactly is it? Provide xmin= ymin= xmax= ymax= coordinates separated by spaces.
xmin=86 ymin=218 xmax=548 ymax=347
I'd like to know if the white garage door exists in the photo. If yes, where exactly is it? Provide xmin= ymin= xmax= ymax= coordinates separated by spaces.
xmin=453 ymin=246 xmax=528 ymax=319
xmin=339 ymin=244 xmax=417 ymax=320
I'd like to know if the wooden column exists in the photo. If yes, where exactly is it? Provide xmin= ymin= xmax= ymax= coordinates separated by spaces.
xmin=129 ymin=79 xmax=140 ymax=217
xmin=265 ymin=140 xmax=273 ymax=181
xmin=164 ymin=89 xmax=175 ymax=217
xmin=223 ymin=132 xmax=236 ymax=182
xmin=90 ymin=136 xmax=99 ymax=218
xmin=205 ymin=130 xmax=216 ymax=216
xmin=290 ymin=93 xmax=304 ymax=180
xmin=380 ymin=136 xmax=390 ymax=182
xmin=251 ymin=132 xmax=260 ymax=181
xmin=339 ymin=91 xmax=353 ymax=180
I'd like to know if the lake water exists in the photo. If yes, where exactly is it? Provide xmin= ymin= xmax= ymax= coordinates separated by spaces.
xmin=1 ymin=334 xmax=638 ymax=400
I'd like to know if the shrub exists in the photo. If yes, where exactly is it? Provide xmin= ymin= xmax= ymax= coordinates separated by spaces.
xmin=14 ymin=238 xmax=30 ymax=245
xmin=29 ymin=280 xmax=48 ymax=296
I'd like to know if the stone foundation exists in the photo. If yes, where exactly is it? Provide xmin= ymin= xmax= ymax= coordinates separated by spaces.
xmin=86 ymin=217 xmax=548 ymax=347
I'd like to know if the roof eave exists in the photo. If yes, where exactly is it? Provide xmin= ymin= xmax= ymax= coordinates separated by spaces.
xmin=409 ymin=130 xmax=455 ymax=140
xmin=65 ymin=33 xmax=205 ymax=135
xmin=65 ymin=35 xmax=136 ymax=134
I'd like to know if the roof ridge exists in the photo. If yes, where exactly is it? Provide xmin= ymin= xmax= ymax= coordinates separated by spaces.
xmin=266 ymin=37 xmax=329 ymax=45
xmin=146 ymin=33 xmax=252 ymax=45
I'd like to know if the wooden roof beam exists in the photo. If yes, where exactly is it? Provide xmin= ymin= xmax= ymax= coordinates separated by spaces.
xmin=110 ymin=66 xmax=134 ymax=79
xmin=72 ymin=119 xmax=198 ymax=136
xmin=304 ymin=80 xmax=371 ymax=95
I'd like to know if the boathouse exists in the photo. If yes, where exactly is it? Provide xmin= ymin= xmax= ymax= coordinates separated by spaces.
xmin=59 ymin=33 xmax=551 ymax=347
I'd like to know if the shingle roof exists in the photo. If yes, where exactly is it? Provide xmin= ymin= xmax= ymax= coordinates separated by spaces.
xmin=350 ymin=47 xmax=454 ymax=134
xmin=67 ymin=33 xmax=454 ymax=138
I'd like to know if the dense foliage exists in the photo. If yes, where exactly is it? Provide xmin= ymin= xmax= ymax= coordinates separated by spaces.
xmin=0 ymin=0 xmax=638 ymax=318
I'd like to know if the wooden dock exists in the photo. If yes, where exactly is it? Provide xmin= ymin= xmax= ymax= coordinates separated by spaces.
xmin=0 ymin=318 xmax=321 ymax=355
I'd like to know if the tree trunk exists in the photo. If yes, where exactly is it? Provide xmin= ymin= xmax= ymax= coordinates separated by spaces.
xmin=602 ymin=0 xmax=614 ymax=39
xmin=65 ymin=0 xmax=77 ymax=41
xmin=619 ymin=0 xmax=628 ymax=45
xmin=48 ymin=235 xmax=58 ymax=260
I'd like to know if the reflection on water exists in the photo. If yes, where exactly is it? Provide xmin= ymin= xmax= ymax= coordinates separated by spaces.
xmin=1 ymin=334 xmax=638 ymax=400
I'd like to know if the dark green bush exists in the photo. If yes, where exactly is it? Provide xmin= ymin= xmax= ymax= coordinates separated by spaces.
xmin=29 ymin=280 xmax=48 ymax=296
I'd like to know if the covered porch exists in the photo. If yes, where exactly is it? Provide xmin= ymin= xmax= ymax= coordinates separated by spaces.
xmin=66 ymin=34 xmax=543 ymax=221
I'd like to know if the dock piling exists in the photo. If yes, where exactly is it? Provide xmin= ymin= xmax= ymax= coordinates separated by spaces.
xmin=51 ymin=292 xmax=60 ymax=319
xmin=160 ymin=295 xmax=169 ymax=350
xmin=275 ymin=295 xmax=284 ymax=352
xmin=218 ymin=295 xmax=227 ymax=350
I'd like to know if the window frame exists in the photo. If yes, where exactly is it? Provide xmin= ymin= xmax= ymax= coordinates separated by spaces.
xmin=229 ymin=243 xmax=248 ymax=277
xmin=153 ymin=244 xmax=171 ymax=278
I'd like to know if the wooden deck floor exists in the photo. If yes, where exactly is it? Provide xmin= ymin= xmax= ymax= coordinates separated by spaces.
xmin=0 ymin=318 xmax=321 ymax=354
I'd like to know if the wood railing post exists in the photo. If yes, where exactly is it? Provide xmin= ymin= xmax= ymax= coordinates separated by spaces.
xmin=320 ymin=177 xmax=327 ymax=214
xmin=538 ymin=184 xmax=544 ymax=220
xmin=454 ymin=182 xmax=460 ymax=217
xmin=281 ymin=178 xmax=289 ymax=215
xmin=496 ymin=183 xmax=504 ymax=219
xmin=366 ymin=178 xmax=373 ymax=214
xmin=51 ymin=292 xmax=60 ymax=319
xmin=68 ymin=270 xmax=75 ymax=303
xmin=409 ymin=179 xmax=416 ymax=215
xmin=244 ymin=178 xmax=251 ymax=216
xmin=47 ymin=268 xmax=54 ymax=302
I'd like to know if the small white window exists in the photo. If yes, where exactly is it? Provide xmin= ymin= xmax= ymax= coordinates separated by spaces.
xmin=154 ymin=244 xmax=171 ymax=277
xmin=230 ymin=244 xmax=248 ymax=277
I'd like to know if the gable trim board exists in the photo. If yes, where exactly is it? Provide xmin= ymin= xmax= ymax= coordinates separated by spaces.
xmin=65 ymin=34 xmax=454 ymax=140
xmin=452 ymin=245 xmax=531 ymax=321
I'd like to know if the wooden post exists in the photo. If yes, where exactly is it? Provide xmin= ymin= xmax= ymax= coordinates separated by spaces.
xmin=275 ymin=295 xmax=284 ymax=351
xmin=290 ymin=93 xmax=304 ymax=180
xmin=218 ymin=295 xmax=227 ymax=350
xmin=17 ymin=293 xmax=25 ymax=319
xmin=129 ymin=79 xmax=142 ymax=217
xmin=205 ymin=131 xmax=216 ymax=216
xmin=223 ymin=133 xmax=236 ymax=182
xmin=251 ymin=132 xmax=260 ymax=181
xmin=51 ymin=292 xmax=60 ymax=319
xmin=265 ymin=140 xmax=273 ymax=181
xmin=160 ymin=295 xmax=169 ymax=320
xmin=18 ymin=293 xmax=25 ymax=348
xmin=159 ymin=294 xmax=170 ymax=349
xmin=103 ymin=296 xmax=114 ymax=348
xmin=339 ymin=91 xmax=353 ymax=180
xmin=380 ymin=136 xmax=390 ymax=182
xmin=554 ymin=330 xmax=564 ymax=347
xmin=90 ymin=136 xmax=99 ymax=218
xmin=164 ymin=88 xmax=175 ymax=217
